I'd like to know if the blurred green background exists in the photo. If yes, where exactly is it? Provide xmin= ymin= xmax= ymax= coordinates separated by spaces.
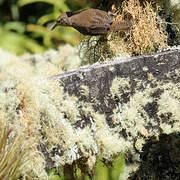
xmin=48 ymin=155 xmax=125 ymax=180
xmin=0 ymin=0 xmax=92 ymax=55
xmin=0 ymin=0 xmax=179 ymax=55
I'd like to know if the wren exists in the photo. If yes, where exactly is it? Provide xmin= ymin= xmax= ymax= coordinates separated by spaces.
xmin=52 ymin=8 xmax=132 ymax=36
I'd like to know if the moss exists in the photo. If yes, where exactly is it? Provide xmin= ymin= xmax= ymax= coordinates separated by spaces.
xmin=0 ymin=46 xmax=131 ymax=178
xmin=111 ymin=77 xmax=130 ymax=99
xmin=0 ymin=43 xmax=179 ymax=178
xmin=80 ymin=0 xmax=168 ymax=64
xmin=0 ymin=46 xmax=82 ymax=178
xmin=109 ymin=67 xmax=180 ymax=170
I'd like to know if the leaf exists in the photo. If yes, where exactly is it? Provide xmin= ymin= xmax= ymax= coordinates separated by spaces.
xmin=94 ymin=159 xmax=109 ymax=180
xmin=18 ymin=0 xmax=69 ymax=11
xmin=49 ymin=175 xmax=61 ymax=180
xmin=26 ymin=24 xmax=80 ymax=46
xmin=109 ymin=154 xmax=125 ymax=180
xmin=0 ymin=28 xmax=45 ymax=54
xmin=4 ymin=21 xmax=26 ymax=34
xmin=37 ymin=12 xmax=59 ymax=25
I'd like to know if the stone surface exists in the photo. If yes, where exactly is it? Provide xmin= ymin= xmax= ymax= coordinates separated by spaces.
xmin=51 ymin=48 xmax=180 ymax=179
xmin=53 ymin=48 xmax=180 ymax=119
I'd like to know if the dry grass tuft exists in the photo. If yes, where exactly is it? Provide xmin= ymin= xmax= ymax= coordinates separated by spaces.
xmin=0 ymin=119 xmax=46 ymax=179
xmin=120 ymin=0 xmax=168 ymax=55
xmin=0 ymin=121 xmax=22 ymax=180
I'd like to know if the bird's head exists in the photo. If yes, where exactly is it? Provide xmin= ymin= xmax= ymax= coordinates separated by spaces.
xmin=51 ymin=12 xmax=71 ymax=30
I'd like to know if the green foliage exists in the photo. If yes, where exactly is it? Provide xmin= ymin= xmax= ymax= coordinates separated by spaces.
xmin=18 ymin=0 xmax=69 ymax=26
xmin=47 ymin=155 xmax=125 ymax=180
xmin=109 ymin=154 xmax=125 ymax=179
xmin=0 ymin=0 xmax=89 ymax=54
xmin=48 ymin=169 xmax=61 ymax=180
xmin=0 ymin=26 xmax=45 ymax=55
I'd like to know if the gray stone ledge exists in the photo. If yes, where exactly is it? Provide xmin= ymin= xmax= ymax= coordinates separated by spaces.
xmin=52 ymin=48 xmax=180 ymax=117
xmin=50 ymin=48 xmax=180 ymax=179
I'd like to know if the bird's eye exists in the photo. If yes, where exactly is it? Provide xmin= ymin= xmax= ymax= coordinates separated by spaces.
xmin=57 ymin=17 xmax=69 ymax=26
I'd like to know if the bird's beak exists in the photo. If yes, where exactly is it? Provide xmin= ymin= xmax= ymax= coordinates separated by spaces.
xmin=51 ymin=22 xmax=58 ymax=30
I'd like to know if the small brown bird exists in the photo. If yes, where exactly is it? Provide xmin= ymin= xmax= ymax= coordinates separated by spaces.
xmin=52 ymin=8 xmax=132 ymax=36
xmin=51 ymin=8 xmax=113 ymax=36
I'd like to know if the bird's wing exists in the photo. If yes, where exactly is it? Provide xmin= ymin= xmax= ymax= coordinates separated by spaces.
xmin=69 ymin=9 xmax=112 ymax=35
xmin=66 ymin=8 xmax=88 ymax=17
xmin=88 ymin=25 xmax=110 ymax=35
xmin=80 ymin=9 xmax=112 ymax=26
xmin=71 ymin=10 xmax=112 ymax=28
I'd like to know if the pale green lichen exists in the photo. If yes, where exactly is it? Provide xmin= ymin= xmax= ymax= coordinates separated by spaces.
xmin=92 ymin=112 xmax=129 ymax=159
xmin=109 ymin=66 xmax=115 ymax=72
xmin=79 ymin=103 xmax=131 ymax=163
xmin=80 ymin=85 xmax=89 ymax=97
xmin=135 ymin=138 xmax=146 ymax=152
xmin=119 ymin=164 xmax=139 ymax=180
xmin=0 ymin=47 xmax=132 ymax=178
xmin=120 ymin=81 xmax=180 ymax=138
xmin=157 ymin=83 xmax=180 ymax=133
xmin=109 ymin=66 xmax=180 ymax=172
xmin=0 ymin=44 xmax=179 ymax=179
xmin=0 ymin=46 xmax=82 ymax=178
xmin=111 ymin=77 xmax=130 ymax=99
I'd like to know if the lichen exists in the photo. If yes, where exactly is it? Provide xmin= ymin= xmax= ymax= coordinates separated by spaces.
xmin=111 ymin=77 xmax=130 ymax=99
xmin=0 ymin=43 xmax=179 ymax=179
xmin=80 ymin=85 xmax=89 ymax=97
xmin=0 ymin=46 xmax=82 ymax=178
xmin=0 ymin=46 xmax=132 ymax=178
xmin=109 ymin=66 xmax=180 ymax=177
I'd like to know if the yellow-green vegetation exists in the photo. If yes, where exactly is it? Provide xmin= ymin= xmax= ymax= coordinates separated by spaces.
xmin=48 ymin=155 xmax=125 ymax=180
xmin=115 ymin=0 xmax=167 ymax=55
xmin=110 ymin=68 xmax=180 ymax=176
xmin=0 ymin=121 xmax=28 ymax=179
xmin=0 ymin=46 xmax=126 ymax=179
xmin=111 ymin=77 xmax=130 ymax=99
xmin=1 ymin=45 xmax=179 ymax=179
